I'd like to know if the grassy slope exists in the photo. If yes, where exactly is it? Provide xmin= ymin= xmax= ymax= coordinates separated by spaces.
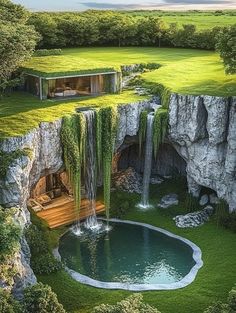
xmin=38 ymin=180 xmax=236 ymax=313
xmin=0 ymin=91 xmax=146 ymax=138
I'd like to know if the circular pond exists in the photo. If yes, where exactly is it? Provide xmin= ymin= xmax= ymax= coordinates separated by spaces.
xmin=58 ymin=219 xmax=203 ymax=290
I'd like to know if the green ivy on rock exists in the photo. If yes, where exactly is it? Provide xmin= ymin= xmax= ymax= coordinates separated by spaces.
xmin=101 ymin=106 xmax=118 ymax=219
xmin=61 ymin=106 xmax=118 ymax=221
xmin=138 ymin=110 xmax=148 ymax=157
xmin=153 ymin=109 xmax=168 ymax=159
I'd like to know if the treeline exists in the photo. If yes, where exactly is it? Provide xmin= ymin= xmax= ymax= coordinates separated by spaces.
xmin=28 ymin=11 xmax=223 ymax=50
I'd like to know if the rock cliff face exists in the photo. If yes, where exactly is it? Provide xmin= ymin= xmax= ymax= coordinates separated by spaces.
xmin=0 ymin=99 xmax=157 ymax=295
xmin=0 ymin=93 xmax=235 ymax=295
xmin=168 ymin=94 xmax=236 ymax=212
xmin=0 ymin=119 xmax=63 ymax=296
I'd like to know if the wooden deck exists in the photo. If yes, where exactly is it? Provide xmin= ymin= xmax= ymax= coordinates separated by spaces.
xmin=35 ymin=194 xmax=105 ymax=229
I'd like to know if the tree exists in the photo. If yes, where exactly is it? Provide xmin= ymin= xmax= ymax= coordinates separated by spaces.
xmin=216 ymin=25 xmax=236 ymax=74
xmin=172 ymin=24 xmax=197 ymax=48
xmin=29 ymin=13 xmax=63 ymax=48
xmin=107 ymin=14 xmax=137 ymax=47
xmin=0 ymin=289 xmax=22 ymax=313
xmin=138 ymin=17 xmax=166 ymax=47
xmin=0 ymin=0 xmax=39 ymax=95
xmin=93 ymin=294 xmax=160 ymax=313
xmin=23 ymin=283 xmax=66 ymax=313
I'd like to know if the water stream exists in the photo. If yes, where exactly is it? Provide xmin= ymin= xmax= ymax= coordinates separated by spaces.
xmin=139 ymin=112 xmax=155 ymax=209
xmin=83 ymin=110 xmax=101 ymax=230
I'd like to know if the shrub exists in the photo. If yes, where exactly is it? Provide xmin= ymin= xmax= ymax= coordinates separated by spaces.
xmin=0 ymin=289 xmax=22 ymax=313
xmin=34 ymin=49 xmax=62 ymax=56
xmin=228 ymin=286 xmax=236 ymax=311
xmin=204 ymin=286 xmax=236 ymax=313
xmin=93 ymin=294 xmax=160 ymax=313
xmin=23 ymin=283 xmax=66 ymax=313
xmin=25 ymin=224 xmax=62 ymax=274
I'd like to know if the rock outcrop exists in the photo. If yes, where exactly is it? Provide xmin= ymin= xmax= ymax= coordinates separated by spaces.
xmin=0 ymin=119 xmax=63 ymax=295
xmin=112 ymin=167 xmax=142 ymax=194
xmin=0 ymin=92 xmax=235 ymax=295
xmin=174 ymin=205 xmax=214 ymax=228
xmin=169 ymin=94 xmax=236 ymax=212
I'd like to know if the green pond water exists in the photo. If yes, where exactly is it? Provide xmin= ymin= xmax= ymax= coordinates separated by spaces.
xmin=59 ymin=222 xmax=195 ymax=285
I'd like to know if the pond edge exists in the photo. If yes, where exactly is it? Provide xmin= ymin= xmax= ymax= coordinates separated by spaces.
xmin=54 ymin=218 xmax=203 ymax=291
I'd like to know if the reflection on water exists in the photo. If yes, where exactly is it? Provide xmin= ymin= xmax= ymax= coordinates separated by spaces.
xmin=59 ymin=222 xmax=195 ymax=285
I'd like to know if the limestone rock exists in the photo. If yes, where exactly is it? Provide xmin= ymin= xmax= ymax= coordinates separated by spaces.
xmin=209 ymin=193 xmax=219 ymax=205
xmin=158 ymin=194 xmax=179 ymax=208
xmin=199 ymin=194 xmax=209 ymax=206
xmin=112 ymin=167 xmax=142 ymax=194
xmin=169 ymin=94 xmax=236 ymax=212
xmin=174 ymin=205 xmax=214 ymax=228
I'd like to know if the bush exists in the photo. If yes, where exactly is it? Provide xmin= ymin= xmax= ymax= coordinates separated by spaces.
xmin=23 ymin=283 xmax=66 ymax=313
xmin=34 ymin=49 xmax=62 ymax=56
xmin=204 ymin=286 xmax=236 ymax=313
xmin=93 ymin=294 xmax=160 ymax=313
xmin=25 ymin=224 xmax=63 ymax=274
xmin=0 ymin=289 xmax=22 ymax=313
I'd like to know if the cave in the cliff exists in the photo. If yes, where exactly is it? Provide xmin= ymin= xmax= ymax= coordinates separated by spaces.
xmin=115 ymin=141 xmax=187 ymax=178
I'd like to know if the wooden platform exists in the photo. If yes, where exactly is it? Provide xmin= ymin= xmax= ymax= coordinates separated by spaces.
xmin=35 ymin=194 xmax=105 ymax=229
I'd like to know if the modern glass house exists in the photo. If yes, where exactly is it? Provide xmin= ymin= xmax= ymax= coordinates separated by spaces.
xmin=22 ymin=57 xmax=122 ymax=100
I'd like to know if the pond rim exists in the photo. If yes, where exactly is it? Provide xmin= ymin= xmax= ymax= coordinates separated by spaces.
xmin=54 ymin=218 xmax=203 ymax=291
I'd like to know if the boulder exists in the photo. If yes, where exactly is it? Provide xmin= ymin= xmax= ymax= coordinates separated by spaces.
xmin=112 ymin=167 xmax=142 ymax=194
xmin=174 ymin=205 xmax=214 ymax=228
xmin=199 ymin=194 xmax=209 ymax=206
xmin=158 ymin=193 xmax=179 ymax=209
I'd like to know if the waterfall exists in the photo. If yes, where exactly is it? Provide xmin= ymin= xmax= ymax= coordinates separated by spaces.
xmin=83 ymin=110 xmax=100 ymax=230
xmin=139 ymin=112 xmax=154 ymax=209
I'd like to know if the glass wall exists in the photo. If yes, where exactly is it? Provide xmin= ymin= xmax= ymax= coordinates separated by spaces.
xmin=48 ymin=75 xmax=105 ymax=99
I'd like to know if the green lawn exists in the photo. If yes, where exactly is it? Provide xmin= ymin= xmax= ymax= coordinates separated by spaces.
xmin=0 ymin=90 xmax=147 ymax=138
xmin=38 ymin=179 xmax=236 ymax=313
xmin=25 ymin=47 xmax=236 ymax=96
xmin=125 ymin=11 xmax=236 ymax=30
xmin=1 ymin=47 xmax=236 ymax=139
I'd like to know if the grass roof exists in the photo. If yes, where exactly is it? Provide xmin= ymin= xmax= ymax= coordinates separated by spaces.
xmin=23 ymin=55 xmax=120 ymax=78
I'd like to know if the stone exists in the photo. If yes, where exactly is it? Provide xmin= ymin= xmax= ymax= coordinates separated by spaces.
xmin=209 ymin=193 xmax=219 ymax=204
xmin=199 ymin=194 xmax=209 ymax=206
xmin=174 ymin=205 xmax=214 ymax=228
xmin=150 ymin=176 xmax=164 ymax=185
xmin=158 ymin=194 xmax=179 ymax=209
xmin=112 ymin=167 xmax=142 ymax=194
xmin=168 ymin=94 xmax=236 ymax=212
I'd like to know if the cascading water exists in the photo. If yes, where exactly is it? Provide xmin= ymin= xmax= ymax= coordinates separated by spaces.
xmin=139 ymin=112 xmax=155 ymax=209
xmin=83 ymin=110 xmax=101 ymax=230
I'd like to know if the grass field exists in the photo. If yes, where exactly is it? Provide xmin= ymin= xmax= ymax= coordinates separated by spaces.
xmin=25 ymin=47 xmax=236 ymax=96
xmin=38 ymin=179 xmax=236 ymax=313
xmin=0 ymin=90 xmax=146 ymax=138
xmin=125 ymin=11 xmax=236 ymax=30
xmin=1 ymin=47 xmax=236 ymax=138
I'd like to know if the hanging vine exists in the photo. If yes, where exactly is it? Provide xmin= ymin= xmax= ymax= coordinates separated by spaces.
xmin=61 ymin=114 xmax=87 ymax=218
xmin=95 ymin=109 xmax=102 ymax=174
xmin=101 ymin=106 xmax=118 ymax=219
xmin=138 ymin=110 xmax=148 ymax=157
xmin=153 ymin=108 xmax=168 ymax=159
